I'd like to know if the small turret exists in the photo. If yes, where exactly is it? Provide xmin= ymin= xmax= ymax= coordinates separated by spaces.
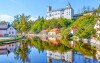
xmin=47 ymin=6 xmax=52 ymax=12
xmin=66 ymin=2 xmax=71 ymax=8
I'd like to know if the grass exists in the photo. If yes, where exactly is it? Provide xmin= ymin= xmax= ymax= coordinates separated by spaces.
xmin=0 ymin=36 xmax=23 ymax=43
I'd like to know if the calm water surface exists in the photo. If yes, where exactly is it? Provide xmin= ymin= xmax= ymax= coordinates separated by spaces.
xmin=0 ymin=37 xmax=99 ymax=63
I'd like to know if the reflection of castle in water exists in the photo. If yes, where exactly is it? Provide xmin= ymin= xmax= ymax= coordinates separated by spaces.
xmin=46 ymin=50 xmax=100 ymax=63
xmin=46 ymin=50 xmax=73 ymax=63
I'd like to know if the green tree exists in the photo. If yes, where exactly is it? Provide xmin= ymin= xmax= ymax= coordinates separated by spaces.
xmin=31 ymin=17 xmax=45 ymax=33
xmin=12 ymin=14 xmax=32 ymax=35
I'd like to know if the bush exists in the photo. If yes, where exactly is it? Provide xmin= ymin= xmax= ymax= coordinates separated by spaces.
xmin=0 ymin=36 xmax=23 ymax=43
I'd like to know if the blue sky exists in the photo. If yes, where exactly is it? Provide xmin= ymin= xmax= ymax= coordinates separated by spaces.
xmin=0 ymin=0 xmax=100 ymax=22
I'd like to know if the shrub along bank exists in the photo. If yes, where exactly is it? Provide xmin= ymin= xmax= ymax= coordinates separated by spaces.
xmin=0 ymin=36 xmax=23 ymax=43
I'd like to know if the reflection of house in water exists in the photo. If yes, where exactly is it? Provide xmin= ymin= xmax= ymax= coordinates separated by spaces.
xmin=0 ymin=43 xmax=19 ymax=55
xmin=48 ymin=38 xmax=59 ymax=45
xmin=0 ymin=49 xmax=9 ymax=55
xmin=28 ymin=34 xmax=34 ymax=39
xmin=46 ymin=50 xmax=73 ymax=63
xmin=39 ymin=30 xmax=49 ymax=42
xmin=39 ymin=30 xmax=48 ymax=36
xmin=74 ymin=52 xmax=98 ymax=63
xmin=48 ymin=28 xmax=61 ymax=37
xmin=39 ymin=36 xmax=48 ymax=42
xmin=90 ymin=38 xmax=100 ymax=51
xmin=39 ymin=36 xmax=60 ymax=45
xmin=39 ymin=29 xmax=61 ymax=44
xmin=96 ymin=50 xmax=100 ymax=62
xmin=7 ymin=43 xmax=18 ymax=52
xmin=47 ymin=28 xmax=61 ymax=45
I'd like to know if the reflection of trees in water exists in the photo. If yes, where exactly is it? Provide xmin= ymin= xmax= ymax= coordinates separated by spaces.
xmin=74 ymin=42 xmax=96 ymax=58
xmin=31 ymin=37 xmax=96 ymax=57
xmin=14 ymin=37 xmax=96 ymax=63
xmin=14 ymin=38 xmax=31 ymax=63
xmin=31 ymin=38 xmax=71 ymax=53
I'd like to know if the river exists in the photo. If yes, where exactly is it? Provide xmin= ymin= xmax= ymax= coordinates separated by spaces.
xmin=0 ymin=37 xmax=99 ymax=63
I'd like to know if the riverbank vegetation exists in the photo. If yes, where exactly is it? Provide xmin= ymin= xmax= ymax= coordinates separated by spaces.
xmin=62 ymin=15 xmax=96 ymax=38
xmin=30 ymin=37 xmax=96 ymax=57
xmin=12 ymin=14 xmax=97 ymax=39
xmin=0 ymin=36 xmax=23 ymax=43
xmin=31 ymin=15 xmax=96 ymax=39
xmin=12 ymin=14 xmax=34 ymax=34
xmin=11 ymin=6 xmax=100 ymax=39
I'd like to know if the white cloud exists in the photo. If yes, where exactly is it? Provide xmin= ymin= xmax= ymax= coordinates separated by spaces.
xmin=29 ymin=16 xmax=38 ymax=21
xmin=0 ymin=15 xmax=38 ymax=23
xmin=0 ymin=15 xmax=14 ymax=22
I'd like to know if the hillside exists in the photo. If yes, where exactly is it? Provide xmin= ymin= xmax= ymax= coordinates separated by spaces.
xmin=62 ymin=15 xmax=96 ymax=38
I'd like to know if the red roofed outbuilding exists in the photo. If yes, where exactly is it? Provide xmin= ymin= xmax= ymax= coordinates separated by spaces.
xmin=71 ymin=27 xmax=78 ymax=35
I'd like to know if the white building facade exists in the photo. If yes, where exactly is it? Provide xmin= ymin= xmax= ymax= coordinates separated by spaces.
xmin=94 ymin=19 xmax=100 ymax=37
xmin=0 ymin=22 xmax=17 ymax=37
xmin=46 ymin=2 xmax=74 ymax=20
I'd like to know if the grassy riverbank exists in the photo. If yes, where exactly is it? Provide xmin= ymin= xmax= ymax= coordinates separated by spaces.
xmin=0 ymin=36 xmax=23 ymax=43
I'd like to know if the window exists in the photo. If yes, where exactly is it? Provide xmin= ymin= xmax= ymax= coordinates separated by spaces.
xmin=10 ymin=28 xmax=12 ymax=30
xmin=12 ymin=32 xmax=14 ymax=34
xmin=9 ymin=32 xmax=11 ymax=34
xmin=62 ymin=13 xmax=64 ymax=14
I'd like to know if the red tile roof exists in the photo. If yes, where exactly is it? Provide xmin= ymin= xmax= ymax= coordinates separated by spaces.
xmin=0 ymin=34 xmax=2 ymax=36
xmin=50 ymin=28 xmax=61 ymax=33
xmin=39 ymin=30 xmax=48 ymax=34
xmin=71 ymin=27 xmax=78 ymax=30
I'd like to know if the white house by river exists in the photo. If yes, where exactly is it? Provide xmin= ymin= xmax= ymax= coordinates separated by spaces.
xmin=0 ymin=22 xmax=16 ymax=37
xmin=90 ymin=19 xmax=100 ymax=50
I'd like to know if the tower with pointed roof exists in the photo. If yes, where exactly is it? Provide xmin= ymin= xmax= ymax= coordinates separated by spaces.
xmin=66 ymin=2 xmax=71 ymax=8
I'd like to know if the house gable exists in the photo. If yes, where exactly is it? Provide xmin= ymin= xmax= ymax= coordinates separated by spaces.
xmin=0 ymin=22 xmax=17 ymax=37
xmin=7 ymin=26 xmax=16 ymax=35
xmin=7 ymin=26 xmax=16 ymax=31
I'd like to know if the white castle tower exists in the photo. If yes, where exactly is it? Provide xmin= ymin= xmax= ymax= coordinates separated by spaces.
xmin=47 ymin=6 xmax=52 ymax=12
xmin=46 ymin=2 xmax=74 ymax=20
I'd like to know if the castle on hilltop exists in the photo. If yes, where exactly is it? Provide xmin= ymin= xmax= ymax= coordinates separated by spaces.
xmin=46 ymin=2 xmax=74 ymax=20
